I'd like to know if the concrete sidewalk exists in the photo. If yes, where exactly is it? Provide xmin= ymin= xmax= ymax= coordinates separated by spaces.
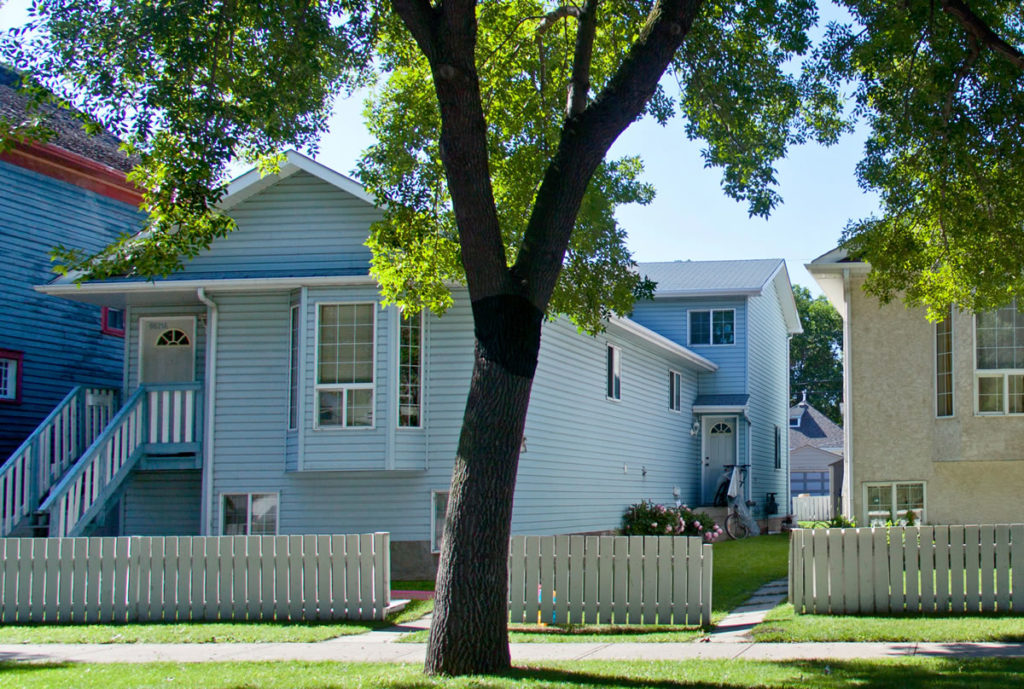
xmin=3 ymin=640 xmax=1024 ymax=664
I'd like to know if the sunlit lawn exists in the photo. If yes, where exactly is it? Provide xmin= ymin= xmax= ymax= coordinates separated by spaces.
xmin=753 ymin=603 xmax=1024 ymax=642
xmin=0 ymin=600 xmax=432 ymax=645
xmin=4 ymin=658 xmax=1024 ymax=689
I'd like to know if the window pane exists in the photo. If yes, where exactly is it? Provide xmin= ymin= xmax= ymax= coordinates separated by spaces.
xmin=318 ymin=390 xmax=344 ymax=426
xmin=399 ymin=313 xmax=422 ymax=427
xmin=866 ymin=484 xmax=893 ymax=525
xmin=0 ymin=359 xmax=14 ymax=400
xmin=433 ymin=492 xmax=449 ymax=551
xmin=1009 ymin=375 xmax=1024 ymax=414
xmin=712 ymin=310 xmax=735 ymax=345
xmin=978 ymin=376 xmax=1004 ymax=413
xmin=346 ymin=388 xmax=374 ymax=427
xmin=896 ymin=483 xmax=924 ymax=512
xmin=223 ymin=494 xmax=248 ymax=535
xmin=607 ymin=346 xmax=620 ymax=399
xmin=250 ymin=494 xmax=278 ymax=535
xmin=689 ymin=311 xmax=710 ymax=345
xmin=936 ymin=308 xmax=953 ymax=417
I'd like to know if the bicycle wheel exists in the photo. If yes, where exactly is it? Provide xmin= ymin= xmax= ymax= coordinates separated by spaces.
xmin=725 ymin=511 xmax=749 ymax=540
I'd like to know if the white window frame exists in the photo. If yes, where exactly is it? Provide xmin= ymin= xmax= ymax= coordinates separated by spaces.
xmin=668 ymin=370 xmax=682 ymax=412
xmin=288 ymin=304 xmax=300 ymax=431
xmin=863 ymin=481 xmax=926 ymax=526
xmin=431 ymin=490 xmax=449 ymax=553
xmin=935 ymin=305 xmax=954 ymax=418
xmin=789 ymin=416 xmax=801 ymax=428
xmin=314 ymin=302 xmax=377 ymax=430
xmin=688 ymin=309 xmax=736 ymax=346
xmin=219 ymin=492 xmax=280 ymax=535
xmin=606 ymin=344 xmax=621 ymax=401
xmin=397 ymin=311 xmax=423 ymax=429
xmin=0 ymin=353 xmax=20 ymax=402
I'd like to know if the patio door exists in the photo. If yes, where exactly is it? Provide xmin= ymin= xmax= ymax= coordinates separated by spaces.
xmin=702 ymin=416 xmax=737 ymax=504
xmin=140 ymin=317 xmax=196 ymax=384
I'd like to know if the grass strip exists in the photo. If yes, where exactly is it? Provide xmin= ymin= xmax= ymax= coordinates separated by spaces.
xmin=4 ymin=658 xmax=1024 ymax=689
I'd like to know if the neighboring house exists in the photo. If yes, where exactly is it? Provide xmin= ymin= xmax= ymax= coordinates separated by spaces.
xmin=788 ymin=396 xmax=843 ymax=515
xmin=809 ymin=248 xmax=1024 ymax=526
xmin=0 ymin=66 xmax=141 ymax=459
xmin=14 ymin=151 xmax=799 ymax=577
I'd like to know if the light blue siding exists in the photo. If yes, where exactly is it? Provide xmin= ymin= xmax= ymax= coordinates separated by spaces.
xmin=120 ymin=470 xmax=202 ymax=535
xmin=125 ymin=305 xmax=207 ymax=390
xmin=630 ymin=297 xmax=747 ymax=394
xmin=0 ymin=161 xmax=140 ymax=458
xmin=178 ymin=171 xmax=381 ymax=277
xmin=745 ymin=279 xmax=791 ymax=515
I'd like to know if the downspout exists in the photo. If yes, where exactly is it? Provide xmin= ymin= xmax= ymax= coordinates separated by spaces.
xmin=841 ymin=269 xmax=853 ymax=519
xmin=197 ymin=288 xmax=218 ymax=536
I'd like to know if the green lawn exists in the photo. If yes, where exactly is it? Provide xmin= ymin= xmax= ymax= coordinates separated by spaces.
xmin=0 ymin=599 xmax=433 ymax=645
xmin=401 ymin=534 xmax=791 ymax=643
xmin=753 ymin=603 xmax=1024 ymax=642
xmin=4 ymin=658 xmax=1023 ymax=689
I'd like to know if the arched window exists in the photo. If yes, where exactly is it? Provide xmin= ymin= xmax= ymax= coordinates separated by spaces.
xmin=710 ymin=422 xmax=733 ymax=435
xmin=156 ymin=329 xmax=191 ymax=347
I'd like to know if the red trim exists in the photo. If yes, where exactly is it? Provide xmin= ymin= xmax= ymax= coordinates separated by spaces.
xmin=0 ymin=349 xmax=24 ymax=405
xmin=0 ymin=141 xmax=142 ymax=206
xmin=101 ymin=306 xmax=126 ymax=337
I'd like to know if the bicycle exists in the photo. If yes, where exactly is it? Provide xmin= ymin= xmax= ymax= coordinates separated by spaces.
xmin=721 ymin=465 xmax=755 ymax=539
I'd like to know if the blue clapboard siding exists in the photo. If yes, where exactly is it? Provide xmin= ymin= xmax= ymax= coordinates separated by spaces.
xmin=120 ymin=470 xmax=202 ymax=535
xmin=745 ymin=277 xmax=791 ymax=513
xmin=177 ymin=171 xmax=381 ymax=278
xmin=0 ymin=160 xmax=140 ymax=459
xmin=629 ymin=296 xmax=747 ymax=394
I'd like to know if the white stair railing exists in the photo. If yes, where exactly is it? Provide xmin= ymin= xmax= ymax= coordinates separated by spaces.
xmin=0 ymin=387 xmax=118 ymax=537
xmin=39 ymin=388 xmax=147 ymax=538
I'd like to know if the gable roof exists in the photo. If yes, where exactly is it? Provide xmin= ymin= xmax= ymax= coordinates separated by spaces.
xmin=221 ymin=149 xmax=375 ymax=210
xmin=638 ymin=258 xmax=802 ymax=334
xmin=0 ymin=65 xmax=135 ymax=173
xmin=790 ymin=401 xmax=843 ymax=453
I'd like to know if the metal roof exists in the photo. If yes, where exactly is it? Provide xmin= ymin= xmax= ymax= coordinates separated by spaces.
xmin=637 ymin=259 xmax=784 ymax=295
xmin=693 ymin=394 xmax=750 ymax=407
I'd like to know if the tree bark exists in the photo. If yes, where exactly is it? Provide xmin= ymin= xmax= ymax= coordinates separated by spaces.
xmin=424 ymin=297 xmax=541 ymax=675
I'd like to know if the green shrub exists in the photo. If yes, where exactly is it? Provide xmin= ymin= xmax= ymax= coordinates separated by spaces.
xmin=620 ymin=500 xmax=723 ymax=542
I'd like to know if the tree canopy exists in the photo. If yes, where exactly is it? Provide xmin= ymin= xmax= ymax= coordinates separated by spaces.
xmin=823 ymin=1 xmax=1024 ymax=317
xmin=790 ymin=284 xmax=842 ymax=423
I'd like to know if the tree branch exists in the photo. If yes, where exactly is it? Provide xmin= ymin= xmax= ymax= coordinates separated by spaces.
xmin=941 ymin=0 xmax=1024 ymax=70
xmin=567 ymin=0 xmax=599 ymax=117
xmin=391 ymin=0 xmax=510 ymax=300
xmin=514 ymin=0 xmax=704 ymax=308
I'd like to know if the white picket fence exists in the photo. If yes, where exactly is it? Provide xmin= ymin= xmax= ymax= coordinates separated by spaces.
xmin=0 ymin=533 xmax=390 ymax=623
xmin=792 ymin=495 xmax=833 ymax=522
xmin=508 ymin=535 xmax=712 ymax=626
xmin=791 ymin=525 xmax=1024 ymax=614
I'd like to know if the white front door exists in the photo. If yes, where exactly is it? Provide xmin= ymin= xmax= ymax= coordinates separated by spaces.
xmin=703 ymin=416 xmax=737 ymax=504
xmin=140 ymin=317 xmax=196 ymax=384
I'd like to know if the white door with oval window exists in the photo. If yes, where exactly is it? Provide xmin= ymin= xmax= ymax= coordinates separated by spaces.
xmin=140 ymin=317 xmax=196 ymax=384
xmin=703 ymin=417 xmax=737 ymax=504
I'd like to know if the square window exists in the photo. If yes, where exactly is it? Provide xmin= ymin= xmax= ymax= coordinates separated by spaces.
xmin=101 ymin=307 xmax=126 ymax=336
xmin=689 ymin=310 xmax=734 ymax=346
xmin=222 ymin=493 xmax=278 ymax=535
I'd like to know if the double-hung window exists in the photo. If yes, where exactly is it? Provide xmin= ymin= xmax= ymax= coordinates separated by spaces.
xmin=689 ymin=309 xmax=734 ymax=346
xmin=0 ymin=350 xmax=22 ymax=403
xmin=398 ymin=312 xmax=423 ymax=427
xmin=316 ymin=303 xmax=375 ymax=428
xmin=975 ymin=303 xmax=1024 ymax=415
xmin=222 ymin=493 xmax=278 ymax=535
xmin=668 ymin=370 xmax=682 ymax=411
xmin=606 ymin=345 xmax=621 ymax=400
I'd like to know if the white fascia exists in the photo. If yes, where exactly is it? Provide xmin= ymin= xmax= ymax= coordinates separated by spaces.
xmin=608 ymin=316 xmax=718 ymax=373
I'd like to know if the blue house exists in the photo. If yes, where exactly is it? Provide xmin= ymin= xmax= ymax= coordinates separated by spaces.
xmin=0 ymin=66 xmax=141 ymax=462
xmin=12 ymin=151 xmax=798 ymax=576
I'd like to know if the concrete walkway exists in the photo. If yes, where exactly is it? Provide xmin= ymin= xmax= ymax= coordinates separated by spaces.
xmin=3 ymin=640 xmax=1024 ymax=664
xmin=707 ymin=577 xmax=788 ymax=642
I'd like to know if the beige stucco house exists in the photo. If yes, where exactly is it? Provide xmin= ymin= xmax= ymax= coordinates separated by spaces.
xmin=808 ymin=248 xmax=1024 ymax=526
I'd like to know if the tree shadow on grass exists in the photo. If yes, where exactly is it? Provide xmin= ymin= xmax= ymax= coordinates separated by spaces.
xmin=379 ymin=658 xmax=1024 ymax=689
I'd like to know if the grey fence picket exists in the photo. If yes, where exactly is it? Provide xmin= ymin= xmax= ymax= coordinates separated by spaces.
xmin=0 ymin=533 xmax=389 ymax=624
xmin=508 ymin=534 xmax=712 ymax=626
xmin=791 ymin=525 xmax=1023 ymax=615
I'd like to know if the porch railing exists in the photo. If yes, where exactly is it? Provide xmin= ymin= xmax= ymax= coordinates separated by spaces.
xmin=37 ymin=383 xmax=204 ymax=538
xmin=0 ymin=387 xmax=118 ymax=537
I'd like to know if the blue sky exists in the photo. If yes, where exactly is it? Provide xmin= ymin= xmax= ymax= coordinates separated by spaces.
xmin=1 ymin=0 xmax=878 ymax=294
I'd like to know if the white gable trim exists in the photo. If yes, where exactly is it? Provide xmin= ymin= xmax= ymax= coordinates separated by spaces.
xmin=220 ymin=150 xmax=377 ymax=211
xmin=608 ymin=316 xmax=718 ymax=372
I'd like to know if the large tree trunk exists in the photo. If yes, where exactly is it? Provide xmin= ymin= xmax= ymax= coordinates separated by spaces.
xmin=424 ymin=298 xmax=540 ymax=675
